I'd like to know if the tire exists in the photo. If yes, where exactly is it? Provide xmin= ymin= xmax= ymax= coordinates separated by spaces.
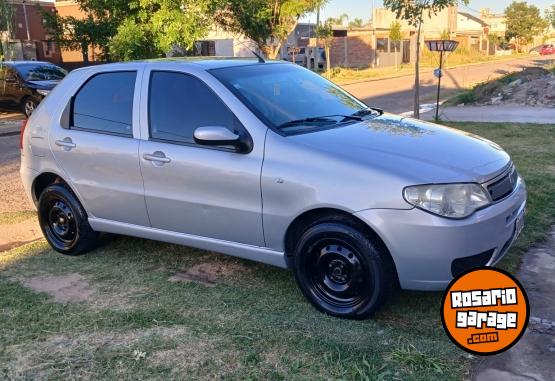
xmin=38 ymin=183 xmax=98 ymax=256
xmin=293 ymin=220 xmax=394 ymax=319
xmin=21 ymin=97 xmax=39 ymax=117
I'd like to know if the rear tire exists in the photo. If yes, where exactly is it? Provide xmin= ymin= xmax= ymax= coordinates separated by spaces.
xmin=21 ymin=97 xmax=39 ymax=117
xmin=293 ymin=221 xmax=394 ymax=319
xmin=38 ymin=184 xmax=98 ymax=256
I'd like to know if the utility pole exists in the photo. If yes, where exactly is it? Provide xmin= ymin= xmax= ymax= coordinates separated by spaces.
xmin=22 ymin=0 xmax=30 ymax=41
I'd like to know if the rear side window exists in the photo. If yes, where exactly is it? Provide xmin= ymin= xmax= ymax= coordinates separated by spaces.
xmin=72 ymin=71 xmax=136 ymax=136
xmin=148 ymin=71 xmax=240 ymax=144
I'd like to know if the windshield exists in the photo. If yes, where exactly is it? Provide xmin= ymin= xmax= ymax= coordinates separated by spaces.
xmin=210 ymin=64 xmax=370 ymax=133
xmin=16 ymin=64 xmax=67 ymax=81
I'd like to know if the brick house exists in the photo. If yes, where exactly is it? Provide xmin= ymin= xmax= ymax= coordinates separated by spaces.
xmin=1 ymin=0 xmax=62 ymax=64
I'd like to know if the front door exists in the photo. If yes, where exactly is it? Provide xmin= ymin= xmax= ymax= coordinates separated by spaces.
xmin=402 ymin=40 xmax=411 ymax=64
xmin=139 ymin=70 xmax=265 ymax=246
xmin=49 ymin=69 xmax=150 ymax=227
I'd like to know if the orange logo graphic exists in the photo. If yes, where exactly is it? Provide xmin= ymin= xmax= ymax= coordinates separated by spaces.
xmin=441 ymin=268 xmax=529 ymax=355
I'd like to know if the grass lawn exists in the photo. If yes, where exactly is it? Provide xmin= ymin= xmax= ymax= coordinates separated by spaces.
xmin=1 ymin=123 xmax=554 ymax=380
xmin=326 ymin=54 xmax=532 ymax=85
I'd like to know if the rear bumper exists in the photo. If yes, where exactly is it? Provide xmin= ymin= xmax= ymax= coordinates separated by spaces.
xmin=355 ymin=177 xmax=527 ymax=291
xmin=20 ymin=165 xmax=39 ymax=207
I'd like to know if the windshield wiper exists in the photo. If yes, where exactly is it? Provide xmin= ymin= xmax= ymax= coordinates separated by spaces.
xmin=277 ymin=115 xmax=362 ymax=129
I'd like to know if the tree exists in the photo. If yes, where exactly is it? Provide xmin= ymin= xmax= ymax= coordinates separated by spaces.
xmin=315 ymin=21 xmax=332 ymax=77
xmin=389 ymin=21 xmax=402 ymax=71
xmin=109 ymin=19 xmax=154 ymax=61
xmin=42 ymin=0 xmax=214 ymax=62
xmin=213 ymin=0 xmax=327 ymax=59
xmin=348 ymin=18 xmax=365 ymax=29
xmin=547 ymin=5 xmax=555 ymax=29
xmin=0 ymin=0 xmax=14 ymax=60
xmin=505 ymin=2 xmax=548 ymax=52
xmin=42 ymin=10 xmax=114 ymax=63
xmin=382 ymin=0 xmax=468 ymax=118
xmin=326 ymin=13 xmax=349 ymax=26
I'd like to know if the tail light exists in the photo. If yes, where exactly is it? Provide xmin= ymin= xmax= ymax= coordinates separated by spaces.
xmin=20 ymin=119 xmax=28 ymax=150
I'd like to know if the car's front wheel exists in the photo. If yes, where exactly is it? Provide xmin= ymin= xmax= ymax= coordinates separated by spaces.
xmin=38 ymin=183 xmax=98 ymax=255
xmin=293 ymin=220 xmax=394 ymax=319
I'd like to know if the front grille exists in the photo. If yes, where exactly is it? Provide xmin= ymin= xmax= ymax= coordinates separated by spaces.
xmin=486 ymin=166 xmax=518 ymax=202
xmin=451 ymin=249 xmax=495 ymax=278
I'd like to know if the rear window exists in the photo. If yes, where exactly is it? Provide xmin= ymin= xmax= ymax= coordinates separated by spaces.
xmin=16 ymin=64 xmax=67 ymax=81
xmin=72 ymin=71 xmax=136 ymax=136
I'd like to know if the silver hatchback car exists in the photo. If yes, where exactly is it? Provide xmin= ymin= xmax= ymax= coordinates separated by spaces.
xmin=21 ymin=59 xmax=526 ymax=319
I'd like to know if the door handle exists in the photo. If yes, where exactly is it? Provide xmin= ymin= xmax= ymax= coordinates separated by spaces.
xmin=143 ymin=152 xmax=171 ymax=164
xmin=55 ymin=138 xmax=76 ymax=150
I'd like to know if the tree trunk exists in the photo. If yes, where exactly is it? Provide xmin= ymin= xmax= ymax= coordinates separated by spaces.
xmin=394 ymin=46 xmax=398 ymax=71
xmin=413 ymin=14 xmax=423 ymax=119
xmin=326 ymin=45 xmax=331 ymax=78
xmin=81 ymin=42 xmax=89 ymax=64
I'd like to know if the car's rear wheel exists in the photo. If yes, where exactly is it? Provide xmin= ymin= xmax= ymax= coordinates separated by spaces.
xmin=38 ymin=184 xmax=98 ymax=255
xmin=21 ymin=97 xmax=38 ymax=117
xmin=293 ymin=221 xmax=394 ymax=319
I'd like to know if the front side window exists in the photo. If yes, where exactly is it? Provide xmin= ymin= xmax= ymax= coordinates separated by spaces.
xmin=72 ymin=71 xmax=136 ymax=136
xmin=148 ymin=71 xmax=240 ymax=145
xmin=210 ymin=64 xmax=369 ymax=134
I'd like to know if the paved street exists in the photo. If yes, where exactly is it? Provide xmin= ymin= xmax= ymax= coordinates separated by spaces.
xmin=345 ymin=55 xmax=555 ymax=113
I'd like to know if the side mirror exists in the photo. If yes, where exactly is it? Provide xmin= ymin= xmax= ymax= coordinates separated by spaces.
xmin=193 ymin=126 xmax=252 ymax=153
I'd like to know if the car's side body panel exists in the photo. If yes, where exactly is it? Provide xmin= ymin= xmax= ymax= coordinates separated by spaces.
xmin=46 ymin=64 xmax=150 ymax=226
xmin=136 ymin=63 xmax=269 ymax=246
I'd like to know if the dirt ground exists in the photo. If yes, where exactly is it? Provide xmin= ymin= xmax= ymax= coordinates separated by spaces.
xmin=0 ymin=115 xmax=42 ymax=253
xmin=462 ymin=67 xmax=555 ymax=107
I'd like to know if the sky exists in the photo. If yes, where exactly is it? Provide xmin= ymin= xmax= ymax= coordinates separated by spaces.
xmin=303 ymin=0 xmax=554 ymax=23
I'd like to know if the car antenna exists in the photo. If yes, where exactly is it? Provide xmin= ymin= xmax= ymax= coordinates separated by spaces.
xmin=234 ymin=40 xmax=266 ymax=63
xmin=249 ymin=48 xmax=266 ymax=63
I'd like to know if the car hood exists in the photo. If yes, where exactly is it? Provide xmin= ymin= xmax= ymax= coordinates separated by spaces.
xmin=289 ymin=113 xmax=510 ymax=184
xmin=26 ymin=80 xmax=61 ymax=89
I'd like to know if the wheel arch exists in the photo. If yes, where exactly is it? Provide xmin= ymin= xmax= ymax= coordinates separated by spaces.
xmin=32 ymin=172 xmax=71 ymax=205
xmin=283 ymin=207 xmax=399 ymax=283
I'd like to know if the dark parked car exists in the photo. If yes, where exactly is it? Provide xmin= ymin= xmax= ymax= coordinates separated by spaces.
xmin=0 ymin=61 xmax=67 ymax=117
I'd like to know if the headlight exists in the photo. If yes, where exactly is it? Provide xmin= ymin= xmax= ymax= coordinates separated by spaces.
xmin=403 ymin=183 xmax=491 ymax=219
xmin=36 ymin=89 xmax=50 ymax=97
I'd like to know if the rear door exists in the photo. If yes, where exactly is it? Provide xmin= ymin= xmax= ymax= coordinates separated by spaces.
xmin=49 ymin=67 xmax=150 ymax=226
xmin=138 ymin=67 xmax=266 ymax=246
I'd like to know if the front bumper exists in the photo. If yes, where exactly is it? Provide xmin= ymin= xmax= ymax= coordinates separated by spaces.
xmin=354 ymin=178 xmax=527 ymax=291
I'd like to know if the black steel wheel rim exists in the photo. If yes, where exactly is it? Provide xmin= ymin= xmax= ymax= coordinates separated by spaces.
xmin=44 ymin=199 xmax=77 ymax=248
xmin=306 ymin=239 xmax=372 ymax=309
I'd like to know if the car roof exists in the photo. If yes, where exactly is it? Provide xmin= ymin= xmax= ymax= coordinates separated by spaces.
xmin=72 ymin=57 xmax=289 ymax=72
xmin=1 ymin=61 xmax=60 ymax=66
xmin=147 ymin=57 xmax=278 ymax=69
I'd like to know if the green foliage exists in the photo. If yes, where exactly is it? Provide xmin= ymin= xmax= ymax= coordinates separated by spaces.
xmin=108 ymin=19 xmax=153 ymax=61
xmin=383 ymin=0 xmax=468 ymax=27
xmin=0 ymin=0 xmax=13 ymax=33
xmin=213 ymin=0 xmax=327 ymax=59
xmin=315 ymin=20 xmax=333 ymax=41
xmin=389 ymin=21 xmax=402 ymax=44
xmin=326 ymin=13 xmax=349 ymax=26
xmin=505 ymin=1 xmax=548 ymax=47
xmin=547 ymin=5 xmax=555 ymax=29
xmin=348 ymin=18 xmax=365 ymax=29
xmin=0 ymin=0 xmax=13 ymax=59
xmin=41 ymin=9 xmax=115 ymax=63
